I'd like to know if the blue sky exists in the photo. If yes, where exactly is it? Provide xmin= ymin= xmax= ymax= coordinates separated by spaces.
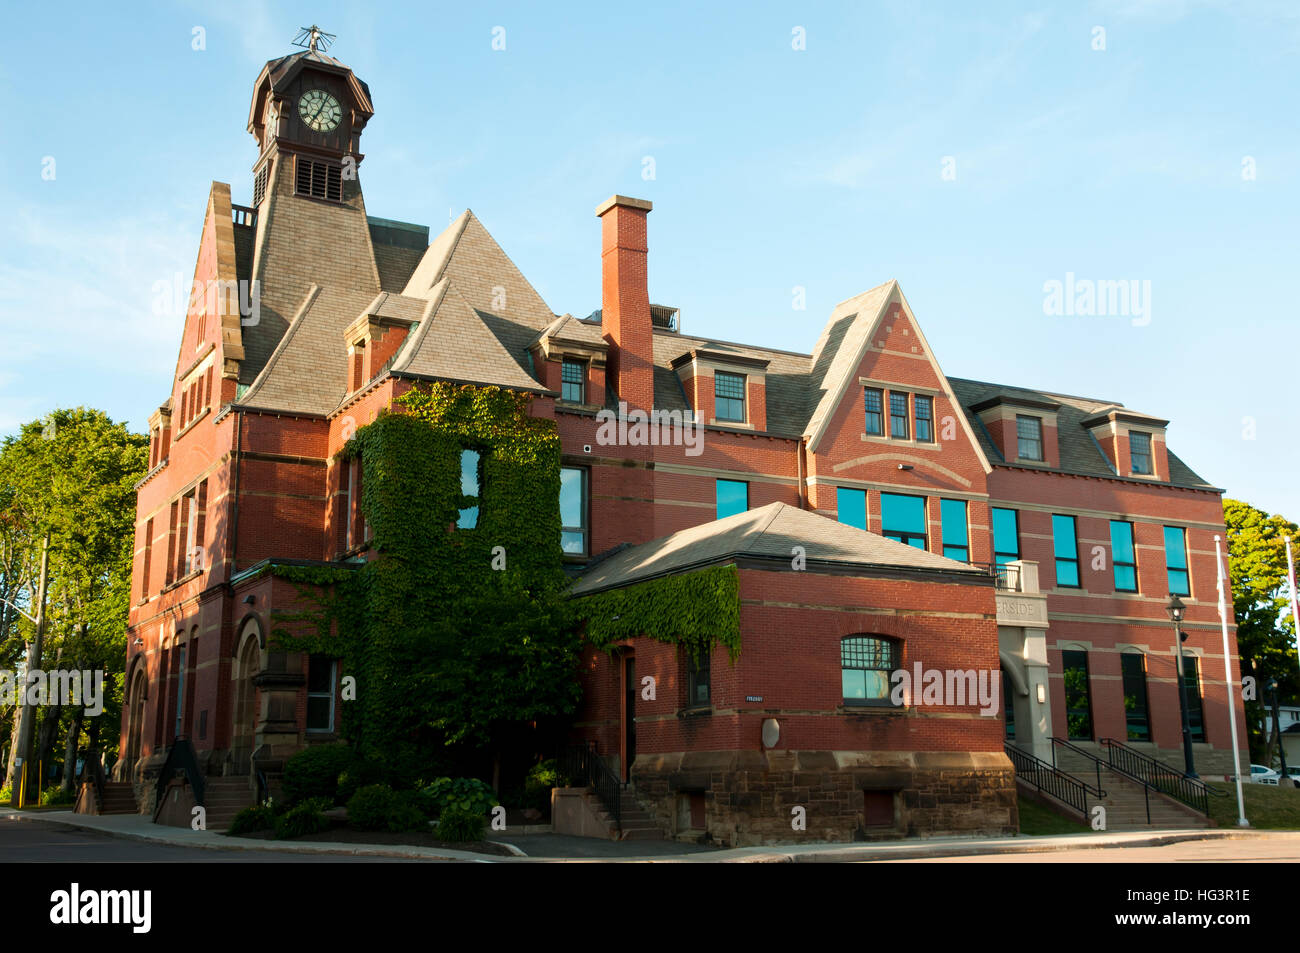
xmin=2 ymin=1 xmax=1297 ymax=519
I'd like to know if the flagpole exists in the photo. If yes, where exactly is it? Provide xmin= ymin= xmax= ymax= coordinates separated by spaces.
xmin=1215 ymin=534 xmax=1248 ymax=827
xmin=1286 ymin=537 xmax=1300 ymax=678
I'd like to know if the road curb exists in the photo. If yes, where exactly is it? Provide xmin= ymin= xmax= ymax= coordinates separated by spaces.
xmin=5 ymin=808 xmax=1286 ymax=863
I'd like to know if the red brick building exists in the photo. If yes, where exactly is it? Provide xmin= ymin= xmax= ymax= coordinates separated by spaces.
xmin=115 ymin=44 xmax=1244 ymax=842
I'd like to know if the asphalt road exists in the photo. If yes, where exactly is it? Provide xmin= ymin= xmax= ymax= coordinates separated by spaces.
xmin=0 ymin=817 xmax=422 ymax=862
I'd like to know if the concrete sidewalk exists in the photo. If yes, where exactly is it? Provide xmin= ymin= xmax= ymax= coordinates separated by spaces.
xmin=5 ymin=807 xmax=1291 ymax=862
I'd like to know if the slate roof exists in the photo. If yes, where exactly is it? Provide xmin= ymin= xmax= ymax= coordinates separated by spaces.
xmin=571 ymin=502 xmax=985 ymax=595
xmin=947 ymin=377 xmax=1212 ymax=488
xmin=234 ymin=196 xmax=1210 ymax=487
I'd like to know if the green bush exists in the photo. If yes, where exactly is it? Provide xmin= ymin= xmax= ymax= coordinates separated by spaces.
xmin=419 ymin=777 xmax=498 ymax=819
xmin=40 ymin=786 xmax=76 ymax=807
xmin=0 ymin=785 xmax=11 ymax=803
xmin=347 ymin=784 xmax=395 ymax=830
xmin=523 ymin=760 xmax=568 ymax=814
xmin=273 ymin=801 xmax=331 ymax=840
xmin=281 ymin=743 xmax=354 ymax=805
xmin=435 ymin=805 xmax=486 ymax=842
xmin=227 ymin=805 xmax=274 ymax=836
xmin=336 ymin=757 xmax=386 ymax=805
xmin=387 ymin=793 xmax=430 ymax=834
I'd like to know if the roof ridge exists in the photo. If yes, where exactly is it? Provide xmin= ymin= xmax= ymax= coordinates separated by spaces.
xmin=743 ymin=502 xmax=790 ymax=554
xmin=947 ymin=375 xmax=1127 ymax=410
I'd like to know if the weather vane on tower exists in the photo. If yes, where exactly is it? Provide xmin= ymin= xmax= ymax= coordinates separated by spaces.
xmin=292 ymin=24 xmax=336 ymax=54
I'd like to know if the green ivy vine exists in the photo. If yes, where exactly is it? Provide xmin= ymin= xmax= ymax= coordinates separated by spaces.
xmin=576 ymin=564 xmax=741 ymax=664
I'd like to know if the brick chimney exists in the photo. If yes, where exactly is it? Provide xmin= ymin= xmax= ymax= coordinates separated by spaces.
xmin=597 ymin=195 xmax=654 ymax=413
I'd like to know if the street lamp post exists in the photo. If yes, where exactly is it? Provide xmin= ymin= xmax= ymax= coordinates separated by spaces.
xmin=1266 ymin=678 xmax=1289 ymax=783
xmin=1166 ymin=594 xmax=1198 ymax=779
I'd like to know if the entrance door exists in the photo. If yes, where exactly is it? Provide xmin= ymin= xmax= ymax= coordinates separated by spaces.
xmin=124 ymin=669 xmax=146 ymax=774
xmin=624 ymin=656 xmax=636 ymax=782
xmin=230 ymin=637 xmax=259 ymax=776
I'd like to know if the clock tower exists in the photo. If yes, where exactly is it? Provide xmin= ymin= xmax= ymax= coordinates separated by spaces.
xmin=238 ymin=29 xmax=384 ymax=387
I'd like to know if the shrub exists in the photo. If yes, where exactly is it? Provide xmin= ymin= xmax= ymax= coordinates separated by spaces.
xmin=387 ymin=795 xmax=430 ymax=834
xmin=523 ymin=760 xmax=568 ymax=814
xmin=419 ymin=777 xmax=498 ymax=819
xmin=347 ymin=784 xmax=395 ymax=830
xmin=0 ymin=785 xmax=10 ymax=803
xmin=227 ymin=805 xmax=274 ymax=836
xmin=281 ymin=743 xmax=353 ymax=805
xmin=40 ymin=786 xmax=76 ymax=807
xmin=336 ymin=757 xmax=386 ymax=805
xmin=435 ymin=805 xmax=486 ymax=842
xmin=273 ymin=801 xmax=331 ymax=840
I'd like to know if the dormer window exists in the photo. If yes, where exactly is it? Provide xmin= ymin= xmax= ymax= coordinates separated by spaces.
xmin=1016 ymin=415 xmax=1043 ymax=461
xmin=1130 ymin=431 xmax=1152 ymax=475
xmin=561 ymin=359 xmax=585 ymax=403
xmin=715 ymin=372 xmax=746 ymax=423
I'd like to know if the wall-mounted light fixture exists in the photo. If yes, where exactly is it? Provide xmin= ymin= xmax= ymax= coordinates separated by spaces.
xmin=1036 ymin=683 xmax=1046 ymax=705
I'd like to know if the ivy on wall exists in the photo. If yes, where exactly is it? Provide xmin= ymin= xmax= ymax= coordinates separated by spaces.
xmin=273 ymin=383 xmax=579 ymax=761
xmin=576 ymin=565 xmax=741 ymax=664
xmin=268 ymin=382 xmax=743 ymax=764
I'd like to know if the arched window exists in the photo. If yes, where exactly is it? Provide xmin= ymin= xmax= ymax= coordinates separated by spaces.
xmin=841 ymin=635 xmax=900 ymax=706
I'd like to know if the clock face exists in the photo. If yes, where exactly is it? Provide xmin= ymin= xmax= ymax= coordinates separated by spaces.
xmin=298 ymin=89 xmax=342 ymax=133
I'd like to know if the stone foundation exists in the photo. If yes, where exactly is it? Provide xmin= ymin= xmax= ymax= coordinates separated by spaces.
xmin=631 ymin=749 xmax=1017 ymax=847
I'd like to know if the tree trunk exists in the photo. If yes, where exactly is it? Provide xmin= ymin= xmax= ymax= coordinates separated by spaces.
xmin=35 ymin=700 xmax=63 ymax=792
xmin=61 ymin=705 xmax=85 ymax=795
xmin=3 ymin=704 xmax=20 ymax=788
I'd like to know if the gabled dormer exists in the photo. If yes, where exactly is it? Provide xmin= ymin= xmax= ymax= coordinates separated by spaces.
xmin=1081 ymin=407 xmax=1170 ymax=481
xmin=343 ymin=293 xmax=424 ymax=394
xmin=670 ymin=346 xmax=769 ymax=431
xmin=970 ymin=394 xmax=1062 ymax=469
xmin=530 ymin=314 xmax=608 ymax=409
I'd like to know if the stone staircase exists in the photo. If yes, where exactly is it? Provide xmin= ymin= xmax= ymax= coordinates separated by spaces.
xmin=97 ymin=781 xmax=139 ymax=815
xmin=201 ymin=777 xmax=257 ymax=831
xmin=590 ymin=785 xmax=667 ymax=841
xmin=1048 ymin=746 xmax=1212 ymax=831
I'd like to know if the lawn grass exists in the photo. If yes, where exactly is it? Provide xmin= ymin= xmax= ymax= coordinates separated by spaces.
xmin=1206 ymin=781 xmax=1300 ymax=830
xmin=1017 ymin=795 xmax=1092 ymax=836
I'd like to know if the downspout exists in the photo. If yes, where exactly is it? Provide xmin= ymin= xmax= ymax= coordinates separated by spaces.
xmin=797 ymin=436 xmax=808 ymax=510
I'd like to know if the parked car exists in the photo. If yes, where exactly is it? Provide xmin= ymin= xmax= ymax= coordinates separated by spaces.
xmin=1248 ymin=764 xmax=1280 ymax=784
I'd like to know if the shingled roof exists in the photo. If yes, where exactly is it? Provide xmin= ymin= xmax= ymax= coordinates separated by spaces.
xmin=571 ymin=502 xmax=986 ymax=596
xmin=948 ymin=377 xmax=1213 ymax=489
xmin=233 ymin=197 xmax=1210 ymax=488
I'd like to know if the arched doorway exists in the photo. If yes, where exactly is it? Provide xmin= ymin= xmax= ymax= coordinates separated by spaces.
xmin=230 ymin=621 xmax=261 ymax=776
xmin=123 ymin=666 xmax=147 ymax=777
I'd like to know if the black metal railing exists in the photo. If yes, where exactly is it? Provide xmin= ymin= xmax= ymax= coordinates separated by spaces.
xmin=1005 ymin=742 xmax=1105 ymax=819
xmin=1099 ymin=738 xmax=1220 ymax=817
xmin=152 ymin=736 xmax=205 ymax=820
xmin=558 ymin=742 xmax=622 ymax=829
xmin=1049 ymin=737 xmax=1108 ymax=793
xmin=255 ymin=768 xmax=270 ymax=806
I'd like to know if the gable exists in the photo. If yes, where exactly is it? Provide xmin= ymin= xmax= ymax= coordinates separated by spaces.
xmin=804 ymin=283 xmax=992 ymax=476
